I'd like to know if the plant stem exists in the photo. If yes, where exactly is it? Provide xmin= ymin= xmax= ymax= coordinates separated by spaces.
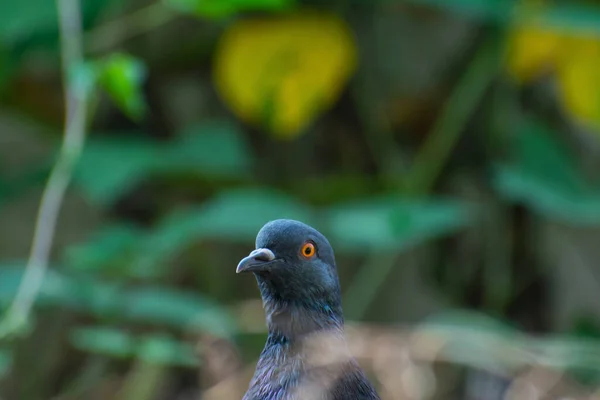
xmin=85 ymin=2 xmax=178 ymax=54
xmin=0 ymin=0 xmax=89 ymax=338
xmin=343 ymin=252 xmax=398 ymax=320
xmin=404 ymin=32 xmax=502 ymax=196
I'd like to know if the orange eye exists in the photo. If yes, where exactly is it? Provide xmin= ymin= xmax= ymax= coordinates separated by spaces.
xmin=300 ymin=242 xmax=316 ymax=259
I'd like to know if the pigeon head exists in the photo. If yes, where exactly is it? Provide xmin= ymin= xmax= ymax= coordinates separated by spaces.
xmin=237 ymin=219 xmax=340 ymax=301
xmin=237 ymin=219 xmax=344 ymax=338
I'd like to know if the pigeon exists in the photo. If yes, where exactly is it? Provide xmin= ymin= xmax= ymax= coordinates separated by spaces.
xmin=236 ymin=219 xmax=380 ymax=400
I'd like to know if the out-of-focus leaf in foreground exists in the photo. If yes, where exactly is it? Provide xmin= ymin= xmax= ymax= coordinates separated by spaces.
xmin=493 ymin=118 xmax=600 ymax=224
xmin=415 ymin=310 xmax=600 ymax=376
xmin=213 ymin=11 xmax=357 ymax=138
xmin=326 ymin=195 xmax=472 ymax=252
xmin=415 ymin=310 xmax=523 ymax=373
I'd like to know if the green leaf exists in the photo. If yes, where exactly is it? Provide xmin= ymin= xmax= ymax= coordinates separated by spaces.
xmin=0 ymin=45 xmax=17 ymax=95
xmin=69 ymin=279 xmax=123 ymax=316
xmin=0 ymin=0 xmax=57 ymax=44
xmin=131 ymin=187 xmax=313 ymax=274
xmin=75 ymin=121 xmax=253 ymax=206
xmin=164 ymin=0 xmax=293 ymax=19
xmin=164 ymin=121 xmax=253 ymax=177
xmin=125 ymin=187 xmax=313 ymax=279
xmin=71 ymin=326 xmax=135 ymax=359
xmin=0 ymin=0 xmax=116 ymax=46
xmin=129 ymin=187 xmax=313 ymax=274
xmin=0 ymin=265 xmax=124 ymax=317
xmin=71 ymin=327 xmax=199 ymax=367
xmin=231 ymin=0 xmax=293 ymax=11
xmin=164 ymin=0 xmax=236 ymax=17
xmin=0 ymin=349 xmax=12 ymax=378
xmin=98 ymin=53 xmax=147 ymax=121
xmin=0 ymin=267 xmax=25 ymax=304
xmin=64 ymin=223 xmax=145 ymax=274
xmin=0 ymin=265 xmax=237 ymax=337
xmin=493 ymin=118 xmax=600 ymax=225
xmin=74 ymin=136 xmax=158 ymax=205
xmin=0 ymin=161 xmax=52 ymax=207
xmin=138 ymin=333 xmax=199 ymax=366
xmin=121 ymin=287 xmax=236 ymax=337
xmin=326 ymin=195 xmax=471 ymax=252
xmin=0 ymin=265 xmax=74 ymax=308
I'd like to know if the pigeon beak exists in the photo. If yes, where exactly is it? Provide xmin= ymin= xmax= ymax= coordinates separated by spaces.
xmin=236 ymin=248 xmax=276 ymax=274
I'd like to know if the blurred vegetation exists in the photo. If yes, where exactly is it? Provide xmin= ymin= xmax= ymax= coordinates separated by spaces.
xmin=2 ymin=0 xmax=600 ymax=398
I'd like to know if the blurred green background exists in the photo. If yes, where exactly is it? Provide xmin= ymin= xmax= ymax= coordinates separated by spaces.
xmin=2 ymin=0 xmax=600 ymax=398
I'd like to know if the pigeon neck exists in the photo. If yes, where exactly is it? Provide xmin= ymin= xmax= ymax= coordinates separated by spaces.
xmin=257 ymin=280 xmax=344 ymax=341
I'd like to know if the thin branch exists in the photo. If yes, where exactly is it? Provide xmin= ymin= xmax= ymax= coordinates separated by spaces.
xmin=404 ymin=32 xmax=502 ymax=195
xmin=85 ymin=2 xmax=178 ymax=54
xmin=0 ymin=0 xmax=89 ymax=337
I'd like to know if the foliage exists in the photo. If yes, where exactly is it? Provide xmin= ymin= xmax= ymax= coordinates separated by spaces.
xmin=494 ymin=117 xmax=600 ymax=224
xmin=74 ymin=120 xmax=252 ymax=206
xmin=506 ymin=0 xmax=600 ymax=133
xmin=97 ymin=53 xmax=148 ymax=120
xmin=165 ymin=0 xmax=294 ymax=18
xmin=0 ymin=0 xmax=108 ymax=45
xmin=326 ymin=195 xmax=471 ymax=252
xmin=71 ymin=327 xmax=199 ymax=366
xmin=213 ymin=11 xmax=357 ymax=138
xmin=2 ymin=0 xmax=600 ymax=398
xmin=0 ymin=266 xmax=236 ymax=338
xmin=416 ymin=310 xmax=600 ymax=377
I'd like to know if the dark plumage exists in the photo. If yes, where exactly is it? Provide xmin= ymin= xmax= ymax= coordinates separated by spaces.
xmin=236 ymin=219 xmax=380 ymax=400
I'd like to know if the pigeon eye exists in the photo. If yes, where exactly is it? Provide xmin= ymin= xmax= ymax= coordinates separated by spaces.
xmin=300 ymin=242 xmax=315 ymax=259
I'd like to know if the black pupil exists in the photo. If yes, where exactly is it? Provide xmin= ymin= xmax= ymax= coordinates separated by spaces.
xmin=304 ymin=246 xmax=311 ymax=255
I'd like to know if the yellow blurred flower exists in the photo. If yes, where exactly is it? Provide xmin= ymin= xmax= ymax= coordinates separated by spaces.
xmin=213 ymin=11 xmax=357 ymax=138
xmin=506 ymin=2 xmax=600 ymax=131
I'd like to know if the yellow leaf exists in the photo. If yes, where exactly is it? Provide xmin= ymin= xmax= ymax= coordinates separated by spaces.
xmin=556 ymin=37 xmax=600 ymax=131
xmin=505 ymin=25 xmax=564 ymax=83
xmin=213 ymin=11 xmax=357 ymax=138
